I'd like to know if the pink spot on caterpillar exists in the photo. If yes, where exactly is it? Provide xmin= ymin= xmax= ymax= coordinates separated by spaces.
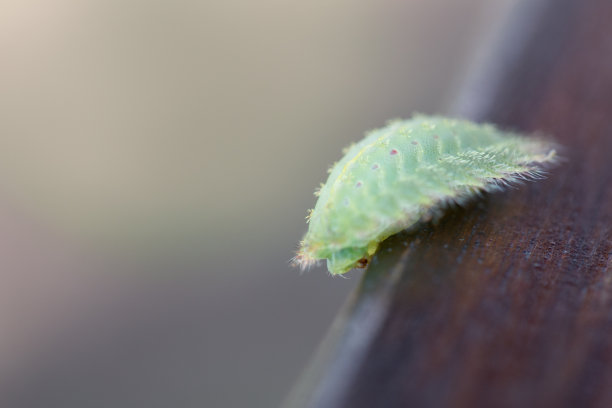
xmin=411 ymin=141 xmax=418 ymax=145
xmin=433 ymin=135 xmax=439 ymax=139
xmin=390 ymin=149 xmax=398 ymax=155
xmin=355 ymin=182 xmax=362 ymax=188
xmin=371 ymin=164 xmax=379 ymax=170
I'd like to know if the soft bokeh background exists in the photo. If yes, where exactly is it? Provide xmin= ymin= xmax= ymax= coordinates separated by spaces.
xmin=0 ymin=1 xmax=518 ymax=407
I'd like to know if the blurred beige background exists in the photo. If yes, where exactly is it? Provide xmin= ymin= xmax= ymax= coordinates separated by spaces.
xmin=0 ymin=0 xmax=518 ymax=407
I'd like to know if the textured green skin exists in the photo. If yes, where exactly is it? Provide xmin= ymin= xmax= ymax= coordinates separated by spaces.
xmin=298 ymin=115 xmax=557 ymax=275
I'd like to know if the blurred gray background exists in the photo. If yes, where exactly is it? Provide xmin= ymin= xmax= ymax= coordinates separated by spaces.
xmin=0 ymin=0 xmax=518 ymax=407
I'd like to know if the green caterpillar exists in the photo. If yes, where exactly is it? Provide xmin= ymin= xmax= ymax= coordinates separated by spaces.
xmin=294 ymin=115 xmax=558 ymax=275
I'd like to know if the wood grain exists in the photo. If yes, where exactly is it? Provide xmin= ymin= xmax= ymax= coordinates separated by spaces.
xmin=285 ymin=0 xmax=612 ymax=406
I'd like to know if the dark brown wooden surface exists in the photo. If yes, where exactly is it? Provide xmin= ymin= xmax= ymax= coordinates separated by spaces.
xmin=285 ymin=0 xmax=612 ymax=407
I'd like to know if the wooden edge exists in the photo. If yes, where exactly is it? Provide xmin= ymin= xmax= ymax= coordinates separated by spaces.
xmin=282 ymin=0 xmax=572 ymax=406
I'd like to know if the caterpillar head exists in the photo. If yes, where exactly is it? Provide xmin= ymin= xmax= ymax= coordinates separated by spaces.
xmin=327 ymin=246 xmax=371 ymax=275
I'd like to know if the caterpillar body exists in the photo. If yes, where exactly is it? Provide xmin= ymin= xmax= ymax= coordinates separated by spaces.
xmin=294 ymin=115 xmax=558 ymax=275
